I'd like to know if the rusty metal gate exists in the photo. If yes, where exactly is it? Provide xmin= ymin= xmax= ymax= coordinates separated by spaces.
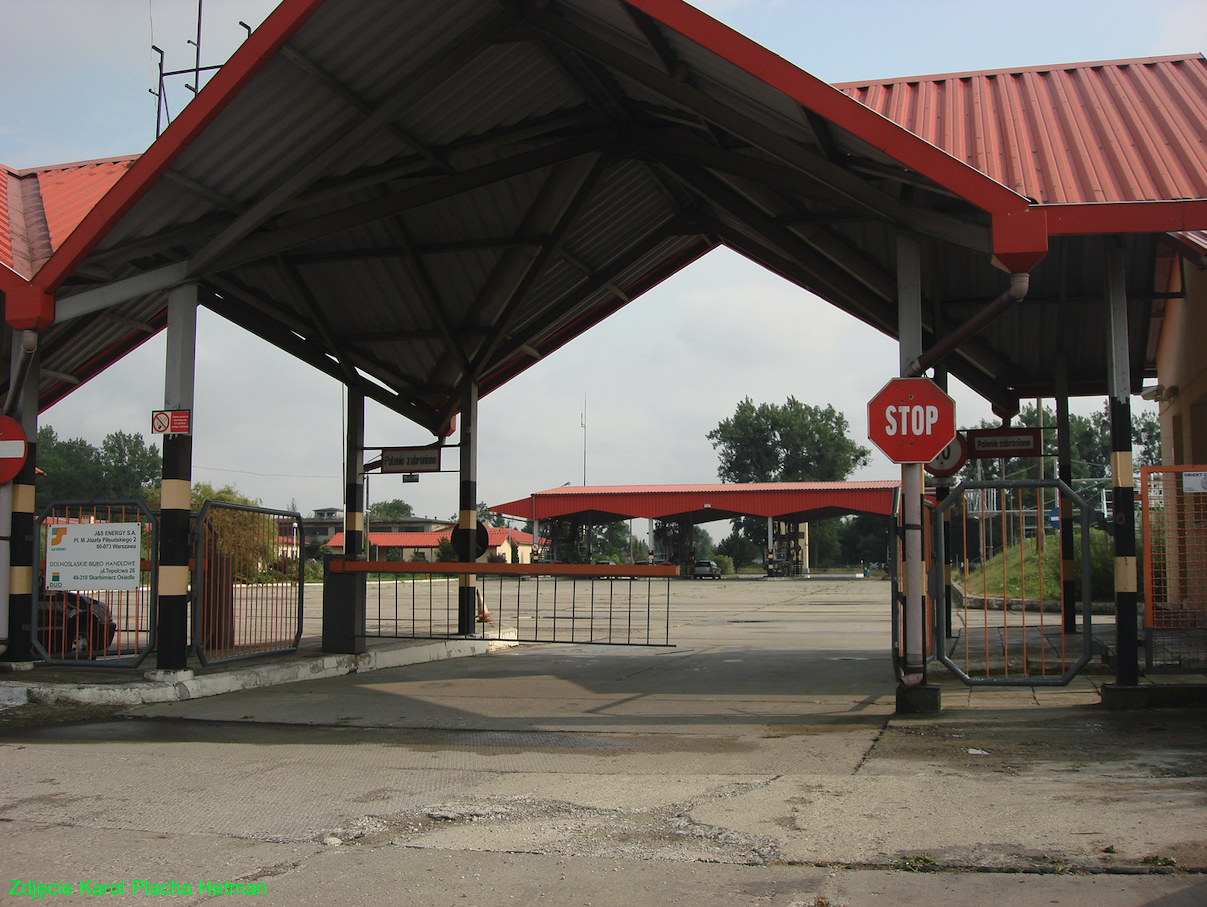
xmin=1141 ymin=465 xmax=1207 ymax=673
xmin=33 ymin=500 xmax=157 ymax=666
xmin=193 ymin=501 xmax=304 ymax=665
xmin=930 ymin=479 xmax=1097 ymax=685
xmin=330 ymin=561 xmax=674 ymax=646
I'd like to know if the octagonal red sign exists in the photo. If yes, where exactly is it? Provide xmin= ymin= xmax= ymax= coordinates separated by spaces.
xmin=867 ymin=377 xmax=956 ymax=464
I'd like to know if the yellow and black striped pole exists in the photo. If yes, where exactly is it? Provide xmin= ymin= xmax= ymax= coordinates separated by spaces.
xmin=5 ymin=422 xmax=36 ymax=661
xmin=155 ymin=283 xmax=197 ymax=672
xmin=456 ymin=382 xmax=478 ymax=636
xmin=1105 ymin=240 xmax=1139 ymax=686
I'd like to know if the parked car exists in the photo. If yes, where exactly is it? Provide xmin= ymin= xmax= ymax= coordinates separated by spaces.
xmin=37 ymin=591 xmax=117 ymax=659
xmin=692 ymin=559 xmax=722 ymax=579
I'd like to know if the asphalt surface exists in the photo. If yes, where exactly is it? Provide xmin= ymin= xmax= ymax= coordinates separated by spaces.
xmin=2 ymin=577 xmax=1205 ymax=907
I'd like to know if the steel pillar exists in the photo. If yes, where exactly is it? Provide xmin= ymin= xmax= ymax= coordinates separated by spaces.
xmin=156 ymin=282 xmax=197 ymax=671
xmin=456 ymin=382 xmax=479 ymax=634
xmin=896 ymin=234 xmax=930 ymax=676
xmin=2 ymin=335 xmax=39 ymax=661
xmin=322 ymin=387 xmax=366 ymax=653
xmin=1105 ymin=240 xmax=1140 ymax=686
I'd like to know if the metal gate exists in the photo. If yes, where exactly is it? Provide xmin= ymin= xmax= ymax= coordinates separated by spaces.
xmin=1141 ymin=465 xmax=1207 ymax=673
xmin=193 ymin=501 xmax=304 ymax=665
xmin=33 ymin=500 xmax=157 ymax=666
xmin=332 ymin=561 xmax=675 ymax=646
xmin=930 ymin=479 xmax=1097 ymax=685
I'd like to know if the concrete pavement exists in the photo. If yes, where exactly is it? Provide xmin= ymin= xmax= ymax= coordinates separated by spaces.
xmin=1 ymin=578 xmax=1204 ymax=906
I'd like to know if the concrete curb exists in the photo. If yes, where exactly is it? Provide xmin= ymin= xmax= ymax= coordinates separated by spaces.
xmin=0 ymin=637 xmax=515 ymax=708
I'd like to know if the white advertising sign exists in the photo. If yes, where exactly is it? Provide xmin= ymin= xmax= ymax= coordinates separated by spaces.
xmin=1181 ymin=472 xmax=1207 ymax=494
xmin=45 ymin=524 xmax=142 ymax=592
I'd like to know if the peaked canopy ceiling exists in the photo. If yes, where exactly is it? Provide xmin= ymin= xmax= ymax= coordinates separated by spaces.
xmin=2 ymin=1 xmax=1205 ymax=429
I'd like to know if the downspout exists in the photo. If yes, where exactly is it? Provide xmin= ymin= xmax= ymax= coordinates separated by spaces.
xmin=3 ymin=331 xmax=39 ymax=417
xmin=902 ymin=272 xmax=1030 ymax=378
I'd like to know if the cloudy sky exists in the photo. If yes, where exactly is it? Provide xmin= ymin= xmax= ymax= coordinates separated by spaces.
xmin=0 ymin=0 xmax=1191 ymax=525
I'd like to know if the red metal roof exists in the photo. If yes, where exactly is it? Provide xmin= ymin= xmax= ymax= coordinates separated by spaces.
xmin=1 ymin=158 xmax=135 ymax=278
xmin=491 ymin=482 xmax=900 ymax=522
xmin=836 ymin=55 xmax=1207 ymax=209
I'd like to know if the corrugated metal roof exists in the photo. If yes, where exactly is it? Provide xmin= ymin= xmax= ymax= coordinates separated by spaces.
xmin=0 ymin=159 xmax=135 ymax=278
xmin=491 ymin=482 xmax=900 ymax=522
xmin=835 ymin=55 xmax=1207 ymax=206
xmin=6 ymin=2 xmax=1207 ymax=423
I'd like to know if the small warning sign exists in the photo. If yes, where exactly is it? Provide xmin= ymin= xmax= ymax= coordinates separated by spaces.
xmin=151 ymin=410 xmax=191 ymax=435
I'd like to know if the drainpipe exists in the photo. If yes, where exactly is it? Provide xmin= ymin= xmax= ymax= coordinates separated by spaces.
xmin=902 ymin=273 xmax=1030 ymax=378
xmin=3 ymin=331 xmax=39 ymax=417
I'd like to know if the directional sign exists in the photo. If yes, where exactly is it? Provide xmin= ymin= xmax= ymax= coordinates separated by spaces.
xmin=381 ymin=446 xmax=441 ymax=474
xmin=867 ymin=377 xmax=956 ymax=464
xmin=0 ymin=415 xmax=28 ymax=484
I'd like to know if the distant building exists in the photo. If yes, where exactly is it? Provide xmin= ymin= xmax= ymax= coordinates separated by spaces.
xmin=302 ymin=509 xmax=451 ymax=560
xmin=326 ymin=526 xmax=535 ymax=564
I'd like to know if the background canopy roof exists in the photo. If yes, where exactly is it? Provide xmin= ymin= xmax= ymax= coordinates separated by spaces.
xmin=491 ymin=482 xmax=901 ymax=525
xmin=3 ymin=1 xmax=1206 ymax=426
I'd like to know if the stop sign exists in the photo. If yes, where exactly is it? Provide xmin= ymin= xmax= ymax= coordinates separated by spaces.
xmin=867 ymin=377 xmax=956 ymax=463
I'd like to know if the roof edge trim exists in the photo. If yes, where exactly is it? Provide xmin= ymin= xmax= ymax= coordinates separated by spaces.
xmin=833 ymin=53 xmax=1207 ymax=89
xmin=1044 ymin=200 xmax=1207 ymax=236
xmin=625 ymin=0 xmax=1030 ymax=216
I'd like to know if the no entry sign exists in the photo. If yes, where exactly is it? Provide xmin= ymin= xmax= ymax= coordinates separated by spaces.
xmin=0 ymin=415 xmax=28 ymax=484
xmin=867 ymin=377 xmax=956 ymax=464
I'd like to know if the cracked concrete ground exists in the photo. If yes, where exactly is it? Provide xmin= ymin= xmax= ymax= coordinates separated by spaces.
xmin=1 ymin=579 xmax=1205 ymax=906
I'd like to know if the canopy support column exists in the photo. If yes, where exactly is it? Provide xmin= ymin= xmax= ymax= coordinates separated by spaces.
xmin=156 ymin=282 xmax=197 ymax=672
xmin=456 ymin=382 xmax=480 ymax=634
xmin=1104 ymin=239 xmax=1140 ymax=688
xmin=895 ymin=233 xmax=938 ymax=713
xmin=2 ymin=334 xmax=39 ymax=661
xmin=323 ymin=387 xmax=366 ymax=654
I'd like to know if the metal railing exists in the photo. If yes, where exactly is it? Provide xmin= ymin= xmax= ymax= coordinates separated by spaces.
xmin=931 ymin=479 xmax=1096 ymax=685
xmin=193 ymin=502 xmax=304 ymax=665
xmin=328 ymin=561 xmax=677 ymax=646
xmin=1141 ymin=466 xmax=1207 ymax=673
xmin=33 ymin=500 xmax=158 ymax=666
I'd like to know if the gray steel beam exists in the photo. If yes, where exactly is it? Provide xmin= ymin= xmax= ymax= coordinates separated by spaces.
xmin=203 ymin=129 xmax=622 ymax=274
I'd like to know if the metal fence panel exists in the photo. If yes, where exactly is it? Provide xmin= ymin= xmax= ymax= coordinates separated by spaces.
xmin=1141 ymin=466 xmax=1207 ymax=673
xmin=193 ymin=502 xmax=304 ymax=665
xmin=33 ymin=500 xmax=157 ymax=667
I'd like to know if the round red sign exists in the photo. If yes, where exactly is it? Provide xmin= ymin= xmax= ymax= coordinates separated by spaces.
xmin=0 ymin=415 xmax=29 ymax=484
xmin=867 ymin=377 xmax=957 ymax=464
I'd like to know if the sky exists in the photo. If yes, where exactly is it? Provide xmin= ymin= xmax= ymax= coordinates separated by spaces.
xmin=0 ymin=0 xmax=1193 ymax=527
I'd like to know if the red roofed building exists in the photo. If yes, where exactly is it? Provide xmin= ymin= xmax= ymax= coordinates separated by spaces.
xmin=327 ymin=525 xmax=535 ymax=563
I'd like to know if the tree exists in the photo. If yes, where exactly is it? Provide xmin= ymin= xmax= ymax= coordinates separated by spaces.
xmin=709 ymin=397 xmax=871 ymax=484
xmin=35 ymin=426 xmax=160 ymax=511
xmin=716 ymin=531 xmax=759 ymax=568
xmin=709 ymin=397 xmax=870 ymax=551
xmin=368 ymin=498 xmax=414 ymax=520
xmin=99 ymin=431 xmax=161 ymax=499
